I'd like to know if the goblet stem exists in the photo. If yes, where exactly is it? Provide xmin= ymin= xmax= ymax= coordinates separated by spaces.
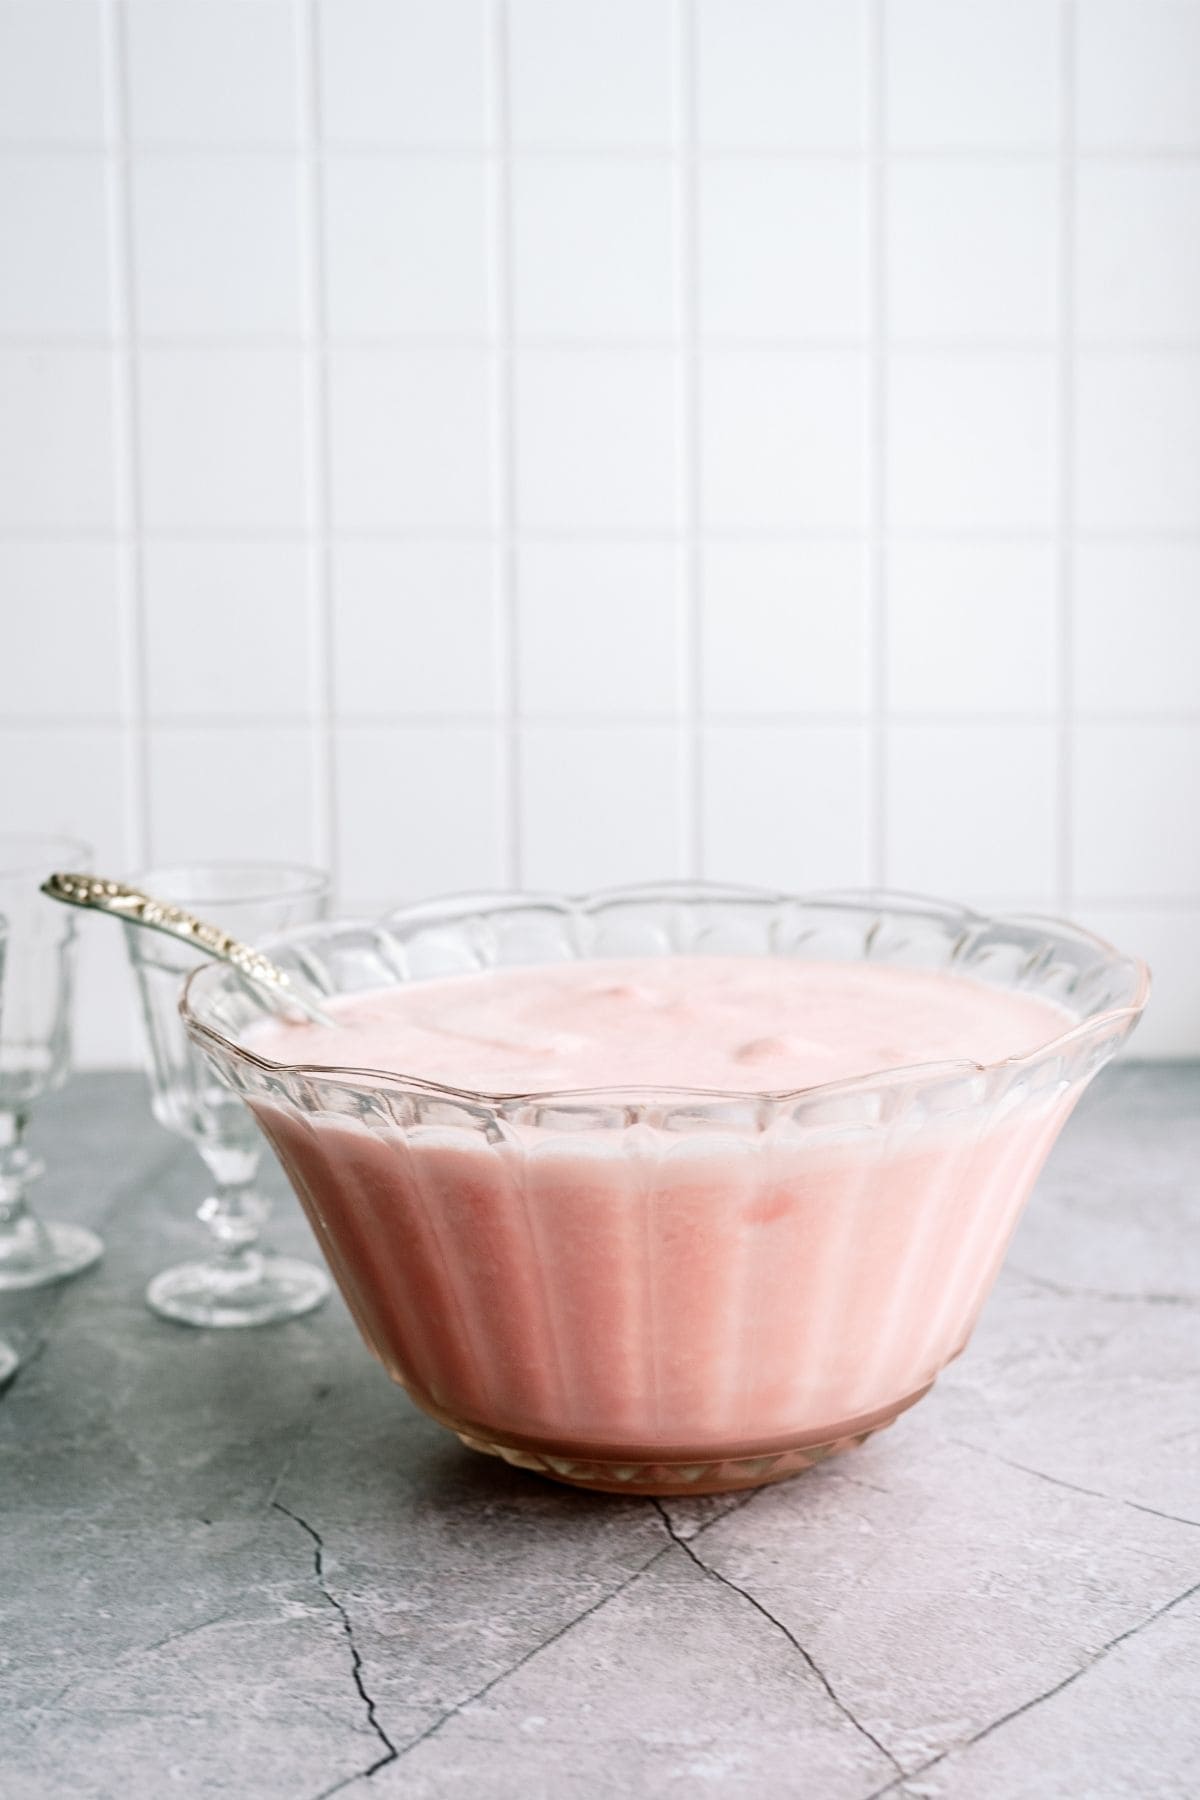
xmin=196 ymin=1147 xmax=269 ymax=1289
xmin=0 ymin=1108 xmax=46 ymax=1248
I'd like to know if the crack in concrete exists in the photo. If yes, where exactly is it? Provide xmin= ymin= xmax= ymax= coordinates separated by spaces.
xmin=136 ymin=1611 xmax=236 ymax=1660
xmin=863 ymin=1576 xmax=1200 ymax=1799
xmin=330 ymin=1489 xmax=775 ymax=1788
xmin=267 ymin=1381 xmax=335 ymax=1510
xmin=949 ymin=1438 xmax=1200 ymax=1532
xmin=651 ymin=1499 xmax=905 ymax=1780
xmin=271 ymin=1501 xmax=398 ymax=1798
xmin=378 ymin=1542 xmax=673 ymax=1780
xmin=657 ymin=1485 xmax=761 ymax=1540
xmin=1008 ymin=1267 xmax=1200 ymax=1309
xmin=36 ymin=1612 xmax=237 ymax=1717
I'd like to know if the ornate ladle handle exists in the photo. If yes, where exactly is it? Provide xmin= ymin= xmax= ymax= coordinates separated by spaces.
xmin=40 ymin=871 xmax=335 ymax=1028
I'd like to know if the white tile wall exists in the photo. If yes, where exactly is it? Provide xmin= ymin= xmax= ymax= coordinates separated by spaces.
xmin=699 ymin=159 xmax=866 ymax=338
xmin=131 ymin=156 xmax=306 ymax=335
xmin=513 ymin=158 xmax=677 ymax=338
xmin=0 ymin=0 xmax=1197 ymax=1063
xmin=138 ymin=349 xmax=309 ymax=529
xmin=328 ymin=348 xmax=495 ymax=529
xmin=701 ymin=352 xmax=866 ymax=529
xmin=887 ymin=353 xmax=1057 ymax=531
xmin=515 ymin=350 xmax=680 ymax=530
xmin=884 ymin=0 xmax=1059 ymax=149
xmin=318 ymin=0 xmax=489 ymax=148
xmin=324 ymin=155 xmax=491 ymax=336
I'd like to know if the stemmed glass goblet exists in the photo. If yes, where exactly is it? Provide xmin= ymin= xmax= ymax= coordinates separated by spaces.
xmin=0 ymin=833 xmax=103 ymax=1290
xmin=122 ymin=862 xmax=331 ymax=1328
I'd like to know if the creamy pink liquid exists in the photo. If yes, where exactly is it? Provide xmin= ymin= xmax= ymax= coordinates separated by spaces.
xmin=248 ymin=959 xmax=1073 ymax=1464
xmin=251 ymin=957 xmax=1069 ymax=1094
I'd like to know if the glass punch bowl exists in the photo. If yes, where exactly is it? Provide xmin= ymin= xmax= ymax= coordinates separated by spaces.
xmin=182 ymin=885 xmax=1148 ymax=1497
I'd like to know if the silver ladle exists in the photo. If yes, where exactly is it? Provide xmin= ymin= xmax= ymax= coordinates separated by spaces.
xmin=40 ymin=871 xmax=336 ymax=1028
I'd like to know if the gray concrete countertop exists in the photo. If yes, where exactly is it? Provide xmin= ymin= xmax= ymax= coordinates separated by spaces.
xmin=2 ymin=1066 xmax=1198 ymax=1800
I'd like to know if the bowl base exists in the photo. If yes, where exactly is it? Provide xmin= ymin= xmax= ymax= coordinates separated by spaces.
xmin=449 ymin=1384 xmax=930 ymax=1497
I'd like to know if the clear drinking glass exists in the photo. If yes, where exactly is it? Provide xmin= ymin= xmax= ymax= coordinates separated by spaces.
xmin=123 ymin=863 xmax=332 ymax=1328
xmin=0 ymin=834 xmax=103 ymax=1290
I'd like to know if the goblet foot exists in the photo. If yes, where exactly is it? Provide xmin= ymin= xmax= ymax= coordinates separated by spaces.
xmin=0 ymin=1218 xmax=103 ymax=1291
xmin=146 ymin=1253 xmax=329 ymax=1328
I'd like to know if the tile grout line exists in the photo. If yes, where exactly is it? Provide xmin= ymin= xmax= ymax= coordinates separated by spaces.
xmin=6 ymin=140 xmax=1200 ymax=164
xmin=1057 ymin=0 xmax=1077 ymax=914
xmin=678 ymin=0 xmax=703 ymax=876
xmin=492 ymin=0 xmax=521 ymax=889
xmin=300 ymin=1 xmax=337 ymax=886
xmin=9 ymin=712 xmax=1200 ymax=732
xmin=3 ymin=525 xmax=1200 ymax=546
xmin=868 ymin=0 xmax=887 ymax=889
xmin=16 ymin=331 xmax=1200 ymax=354
xmin=105 ymin=0 xmax=151 ymax=868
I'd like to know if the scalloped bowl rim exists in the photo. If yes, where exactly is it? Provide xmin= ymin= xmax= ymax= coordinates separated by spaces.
xmin=179 ymin=883 xmax=1151 ymax=1108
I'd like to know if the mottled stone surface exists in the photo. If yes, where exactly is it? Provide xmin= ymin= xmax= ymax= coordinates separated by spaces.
xmin=2 ymin=1066 xmax=1198 ymax=1799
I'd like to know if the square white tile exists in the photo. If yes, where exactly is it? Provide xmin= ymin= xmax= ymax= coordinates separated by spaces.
xmin=886 ymin=724 xmax=1058 ymax=899
xmin=1076 ymin=354 xmax=1200 ymax=533
xmin=0 ymin=0 xmax=107 ymax=143
xmin=1075 ymin=543 xmax=1200 ymax=715
xmin=701 ymin=352 xmax=866 ymax=529
xmin=508 ymin=0 xmax=676 ymax=147
xmin=512 ymin=158 xmax=677 ymax=339
xmin=699 ymin=159 xmax=866 ymax=340
xmin=696 ymin=0 xmax=867 ymax=149
xmin=318 ymin=0 xmax=488 ymax=146
xmin=888 ymin=353 xmax=1056 ymax=531
xmin=0 ymin=543 xmax=124 ymax=721
xmin=520 ymin=725 xmax=685 ymax=889
xmin=138 ymin=349 xmax=308 ymax=530
xmin=144 ymin=542 xmax=315 ymax=721
xmin=132 ymin=155 xmax=304 ymax=336
xmin=885 ymin=0 xmax=1058 ymax=148
xmin=147 ymin=726 xmax=318 ymax=864
xmin=1077 ymin=164 xmax=1200 ymax=343
xmin=887 ymin=162 xmax=1057 ymax=342
xmin=0 ymin=155 xmax=112 ymax=334
xmin=328 ymin=349 xmax=494 ymax=530
xmin=1077 ymin=0 xmax=1200 ymax=149
xmin=887 ymin=542 xmax=1058 ymax=716
xmin=332 ymin=542 xmax=500 ymax=719
xmin=1073 ymin=724 xmax=1200 ymax=901
xmin=517 ymin=543 xmax=683 ymax=718
xmin=701 ymin=542 xmax=869 ymax=716
xmin=335 ymin=726 xmax=505 ymax=899
xmin=701 ymin=725 xmax=871 ymax=888
xmin=0 ymin=726 xmax=129 ymax=863
xmin=0 ymin=350 xmax=116 ymax=530
xmin=1077 ymin=907 xmax=1199 ymax=1058
xmin=125 ymin=0 xmax=301 ymax=144
xmin=514 ymin=350 xmax=679 ymax=530
xmin=323 ymin=155 xmax=491 ymax=337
